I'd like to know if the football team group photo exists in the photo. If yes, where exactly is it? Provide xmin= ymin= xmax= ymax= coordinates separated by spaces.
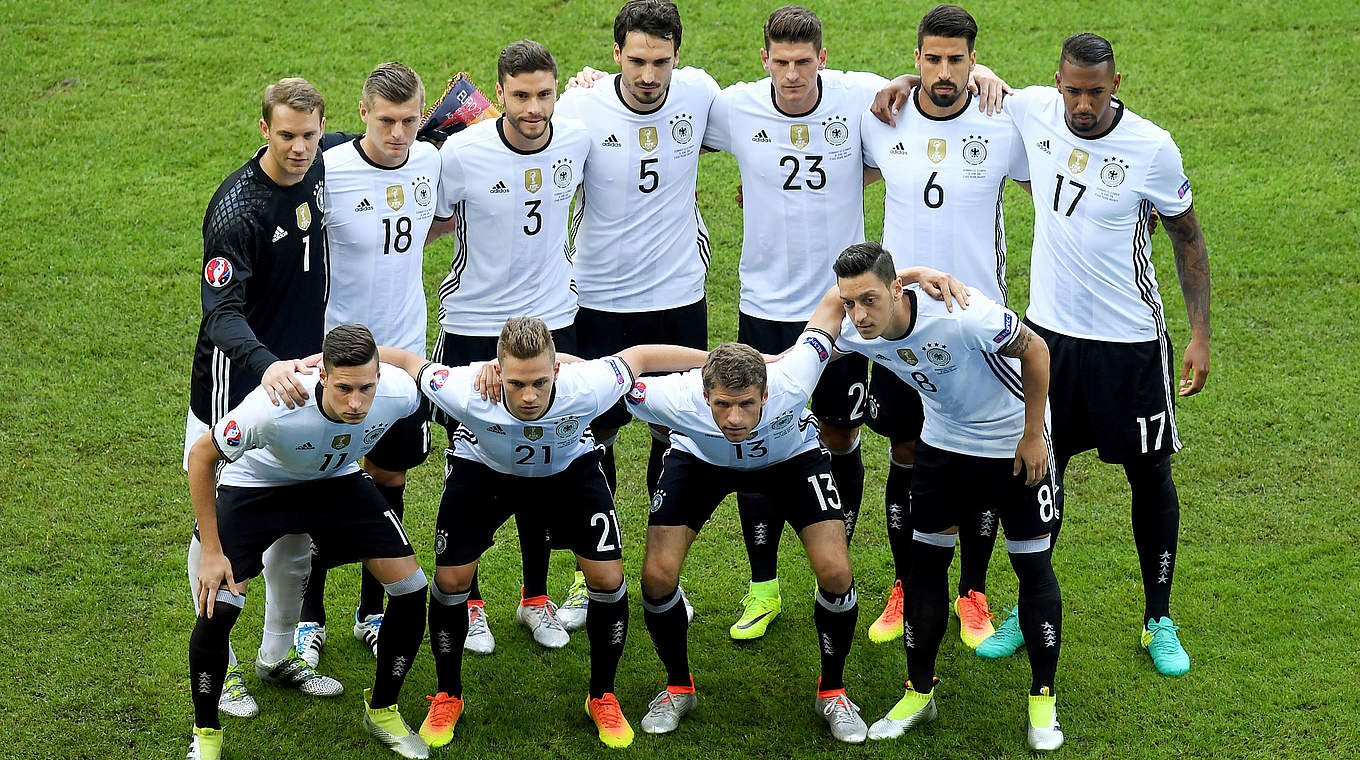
xmin=8 ymin=0 xmax=1355 ymax=758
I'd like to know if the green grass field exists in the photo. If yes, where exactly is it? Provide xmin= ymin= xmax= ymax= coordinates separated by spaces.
xmin=3 ymin=1 xmax=1359 ymax=758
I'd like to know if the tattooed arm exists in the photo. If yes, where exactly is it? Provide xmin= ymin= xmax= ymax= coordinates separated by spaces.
xmin=999 ymin=323 xmax=1050 ymax=485
xmin=1161 ymin=205 xmax=1211 ymax=396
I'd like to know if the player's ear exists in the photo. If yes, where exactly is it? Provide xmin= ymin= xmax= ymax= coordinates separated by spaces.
xmin=762 ymin=387 xmax=770 ymax=403
xmin=760 ymin=48 xmax=771 ymax=72
xmin=817 ymin=48 xmax=827 ymax=69
xmin=259 ymin=117 xmax=269 ymax=140
xmin=914 ymin=48 xmax=922 ymax=71
xmin=613 ymin=43 xmax=623 ymax=66
xmin=495 ymin=81 xmax=505 ymax=108
xmin=1111 ymin=72 xmax=1121 ymax=94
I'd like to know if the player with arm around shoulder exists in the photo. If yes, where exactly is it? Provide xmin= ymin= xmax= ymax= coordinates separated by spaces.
xmin=377 ymin=317 xmax=708 ymax=750
xmin=185 ymin=324 xmax=431 ymax=760
xmin=623 ymin=291 xmax=871 ymax=742
xmin=825 ymin=242 xmax=1064 ymax=751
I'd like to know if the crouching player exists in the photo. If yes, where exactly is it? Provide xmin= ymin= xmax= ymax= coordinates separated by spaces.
xmin=185 ymin=324 xmax=433 ymax=760
xmin=620 ymin=266 xmax=961 ymax=744
xmin=378 ymin=317 xmax=708 ymax=749
xmin=827 ymin=242 xmax=1064 ymax=750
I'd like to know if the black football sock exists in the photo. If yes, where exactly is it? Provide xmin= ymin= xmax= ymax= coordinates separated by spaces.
xmin=885 ymin=460 xmax=913 ymax=584
xmin=466 ymin=570 xmax=482 ymax=605
xmin=738 ymin=493 xmax=782 ymax=583
xmin=1009 ymin=541 xmax=1062 ymax=694
xmin=369 ymin=569 xmax=428 ymax=709
xmin=642 ymin=587 xmax=692 ymax=689
xmin=188 ymin=594 xmax=243 ymax=730
xmin=358 ymin=485 xmax=406 ymax=618
xmin=299 ymin=548 xmax=328 ymax=625
xmin=646 ymin=436 xmax=668 ymax=496
xmin=1128 ymin=456 xmax=1180 ymax=622
xmin=958 ymin=507 xmax=998 ymax=598
xmin=428 ymin=583 xmax=470 ymax=698
xmin=599 ymin=445 xmax=618 ymax=496
xmin=904 ymin=537 xmax=954 ymax=690
xmin=829 ymin=443 xmax=865 ymax=542
xmin=1050 ymin=454 xmax=1072 ymax=548
xmin=813 ymin=584 xmax=858 ymax=691
xmin=585 ymin=581 xmax=629 ymax=698
xmin=515 ymin=510 xmax=551 ymax=598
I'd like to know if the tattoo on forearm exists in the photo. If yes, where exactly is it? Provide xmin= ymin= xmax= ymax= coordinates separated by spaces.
xmin=999 ymin=325 xmax=1033 ymax=358
xmin=1163 ymin=206 xmax=1212 ymax=337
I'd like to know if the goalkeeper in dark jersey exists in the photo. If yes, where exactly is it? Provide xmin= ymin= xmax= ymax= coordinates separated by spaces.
xmin=184 ymin=78 xmax=343 ymax=725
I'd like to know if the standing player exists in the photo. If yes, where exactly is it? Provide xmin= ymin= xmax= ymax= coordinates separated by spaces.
xmin=185 ymin=78 xmax=339 ymax=719
xmin=700 ymin=3 xmax=885 ymax=640
xmin=377 ymin=318 xmax=708 ymax=749
xmin=551 ymin=0 xmax=719 ymax=628
xmin=826 ymin=242 xmax=1064 ymax=750
xmin=874 ymin=33 xmax=1213 ymax=674
xmin=1005 ymin=34 xmax=1211 ymax=676
xmin=857 ymin=4 xmax=1030 ymax=649
xmin=293 ymin=62 xmax=442 ymax=668
xmin=702 ymin=5 xmax=1007 ymax=639
xmin=626 ymin=306 xmax=868 ymax=742
xmin=185 ymin=324 xmax=431 ymax=760
xmin=426 ymin=40 xmax=591 ymax=653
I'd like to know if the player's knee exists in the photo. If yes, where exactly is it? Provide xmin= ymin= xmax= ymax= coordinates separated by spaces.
xmin=819 ymin=425 xmax=860 ymax=454
xmin=581 ymin=562 xmax=624 ymax=592
xmin=382 ymin=565 xmax=428 ymax=597
xmin=364 ymin=462 xmax=406 ymax=487
xmin=889 ymin=440 xmax=916 ymax=464
xmin=648 ymin=423 xmax=670 ymax=444
xmin=814 ymin=566 xmax=854 ymax=596
xmin=641 ymin=561 xmax=680 ymax=600
xmin=594 ymin=426 xmax=621 ymax=448
xmin=434 ymin=565 xmax=475 ymax=595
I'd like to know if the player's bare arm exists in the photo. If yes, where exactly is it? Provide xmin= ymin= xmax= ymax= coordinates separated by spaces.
xmin=999 ymin=324 xmax=1051 ymax=485
xmin=187 ymin=433 xmax=239 ymax=617
xmin=374 ymin=345 xmax=428 ymax=379
xmin=616 ymin=345 xmax=710 ymax=376
xmin=1014 ymin=178 xmax=1032 ymax=196
xmin=1160 ymin=205 xmax=1212 ymax=396
xmin=862 ymin=165 xmax=882 ymax=186
xmin=870 ymin=63 xmax=1010 ymax=126
xmin=898 ymin=266 xmax=970 ymax=310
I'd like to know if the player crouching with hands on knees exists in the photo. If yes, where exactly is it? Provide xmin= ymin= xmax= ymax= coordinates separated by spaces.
xmin=377 ymin=317 xmax=709 ymax=749
xmin=823 ymin=242 xmax=1064 ymax=750
xmin=186 ymin=324 xmax=432 ymax=760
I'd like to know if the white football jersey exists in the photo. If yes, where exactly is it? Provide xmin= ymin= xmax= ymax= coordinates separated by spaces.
xmin=323 ymin=139 xmax=441 ymax=354
xmin=211 ymin=365 xmax=421 ymax=487
xmin=1007 ymin=86 xmax=1193 ymax=342
xmin=626 ymin=330 xmax=834 ymax=468
xmin=417 ymin=356 xmax=634 ymax=476
xmin=704 ymin=70 xmax=887 ymax=322
xmin=556 ymin=68 xmax=720 ymax=311
xmin=434 ymin=117 xmax=590 ymax=335
xmin=835 ymin=287 xmax=1040 ymax=458
xmin=861 ymin=89 xmax=1029 ymax=305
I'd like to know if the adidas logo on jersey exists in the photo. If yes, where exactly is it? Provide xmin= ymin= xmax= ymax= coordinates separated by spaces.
xmin=295 ymin=442 xmax=315 ymax=450
xmin=272 ymin=226 xmax=287 ymax=242
xmin=489 ymin=180 xmax=509 ymax=194
xmin=1036 ymin=139 xmax=1052 ymax=154
xmin=354 ymin=198 xmax=374 ymax=213
xmin=751 ymin=129 xmax=771 ymax=143
xmin=889 ymin=141 xmax=907 ymax=155
xmin=486 ymin=424 xmax=506 ymax=434
xmin=601 ymin=133 xmax=622 ymax=147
